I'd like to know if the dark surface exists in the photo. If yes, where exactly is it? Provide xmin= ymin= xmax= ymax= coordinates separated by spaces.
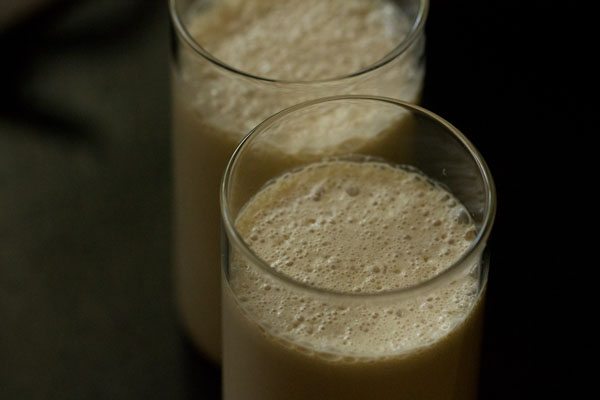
xmin=1 ymin=0 xmax=576 ymax=398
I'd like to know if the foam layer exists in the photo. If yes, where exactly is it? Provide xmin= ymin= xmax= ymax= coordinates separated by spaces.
xmin=188 ymin=0 xmax=409 ymax=81
xmin=231 ymin=160 xmax=480 ymax=358
xmin=181 ymin=0 xmax=423 ymax=136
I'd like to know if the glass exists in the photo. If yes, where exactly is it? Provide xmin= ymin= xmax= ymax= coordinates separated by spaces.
xmin=169 ymin=0 xmax=428 ymax=362
xmin=221 ymin=96 xmax=496 ymax=399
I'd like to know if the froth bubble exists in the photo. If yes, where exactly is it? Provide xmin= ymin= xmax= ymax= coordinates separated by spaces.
xmin=345 ymin=186 xmax=360 ymax=196
xmin=464 ymin=229 xmax=477 ymax=241
xmin=457 ymin=210 xmax=471 ymax=225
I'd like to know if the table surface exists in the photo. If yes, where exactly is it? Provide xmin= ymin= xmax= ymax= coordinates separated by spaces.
xmin=1 ymin=1 xmax=571 ymax=398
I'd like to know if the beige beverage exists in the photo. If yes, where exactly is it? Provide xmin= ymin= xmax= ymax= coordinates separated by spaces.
xmin=171 ymin=0 xmax=426 ymax=361
xmin=223 ymin=159 xmax=484 ymax=400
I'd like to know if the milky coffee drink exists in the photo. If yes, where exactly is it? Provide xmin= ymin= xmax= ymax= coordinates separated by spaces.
xmin=224 ymin=159 xmax=482 ymax=400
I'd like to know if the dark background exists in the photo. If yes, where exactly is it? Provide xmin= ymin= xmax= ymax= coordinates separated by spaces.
xmin=1 ymin=0 xmax=578 ymax=398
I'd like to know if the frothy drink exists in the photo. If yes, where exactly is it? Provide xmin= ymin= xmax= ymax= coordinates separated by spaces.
xmin=172 ymin=0 xmax=425 ymax=361
xmin=224 ymin=160 xmax=483 ymax=399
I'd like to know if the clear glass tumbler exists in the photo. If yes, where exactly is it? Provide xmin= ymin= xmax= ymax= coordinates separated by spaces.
xmin=170 ymin=0 xmax=428 ymax=362
xmin=221 ymin=95 xmax=496 ymax=399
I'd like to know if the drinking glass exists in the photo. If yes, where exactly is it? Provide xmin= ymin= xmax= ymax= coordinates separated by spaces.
xmin=170 ymin=0 xmax=428 ymax=362
xmin=221 ymin=95 xmax=496 ymax=399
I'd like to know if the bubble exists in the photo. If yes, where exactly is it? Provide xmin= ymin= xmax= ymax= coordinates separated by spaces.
xmin=456 ymin=210 xmax=471 ymax=225
xmin=464 ymin=229 xmax=477 ymax=241
xmin=345 ymin=186 xmax=360 ymax=196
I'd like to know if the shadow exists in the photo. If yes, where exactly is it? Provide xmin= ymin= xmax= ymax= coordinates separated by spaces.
xmin=178 ymin=334 xmax=222 ymax=400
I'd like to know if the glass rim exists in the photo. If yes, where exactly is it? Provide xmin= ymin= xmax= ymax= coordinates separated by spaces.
xmin=169 ymin=0 xmax=429 ymax=84
xmin=221 ymin=95 xmax=496 ymax=301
